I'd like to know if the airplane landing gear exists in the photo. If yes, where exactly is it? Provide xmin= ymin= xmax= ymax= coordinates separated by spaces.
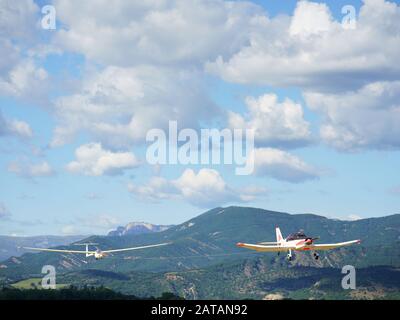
xmin=313 ymin=252 xmax=319 ymax=260
xmin=287 ymin=249 xmax=293 ymax=261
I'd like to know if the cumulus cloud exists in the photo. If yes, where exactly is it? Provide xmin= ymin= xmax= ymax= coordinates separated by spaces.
xmin=289 ymin=1 xmax=332 ymax=37
xmin=0 ymin=111 xmax=33 ymax=139
xmin=51 ymin=66 xmax=217 ymax=148
xmin=66 ymin=143 xmax=139 ymax=176
xmin=0 ymin=1 xmax=49 ymax=101
xmin=6 ymin=119 xmax=33 ymax=138
xmin=173 ymin=168 xmax=250 ymax=207
xmin=0 ymin=59 xmax=49 ymax=100
xmin=8 ymin=161 xmax=54 ymax=178
xmin=0 ymin=0 xmax=39 ymax=40
xmin=128 ymin=176 xmax=181 ymax=202
xmin=47 ymin=0 xmax=268 ymax=149
xmin=304 ymin=81 xmax=400 ymax=150
xmin=54 ymin=0 xmax=263 ymax=67
xmin=128 ymin=168 xmax=266 ymax=208
xmin=249 ymin=148 xmax=321 ymax=183
xmin=228 ymin=93 xmax=311 ymax=147
xmin=207 ymin=0 xmax=400 ymax=92
xmin=206 ymin=0 xmax=400 ymax=152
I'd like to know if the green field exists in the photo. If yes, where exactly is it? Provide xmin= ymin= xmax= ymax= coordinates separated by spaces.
xmin=11 ymin=278 xmax=68 ymax=290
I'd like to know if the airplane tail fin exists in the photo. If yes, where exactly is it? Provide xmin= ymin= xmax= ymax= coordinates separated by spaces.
xmin=276 ymin=227 xmax=284 ymax=244
xmin=75 ymin=243 xmax=97 ymax=257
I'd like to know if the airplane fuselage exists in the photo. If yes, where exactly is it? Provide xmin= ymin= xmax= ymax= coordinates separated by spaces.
xmin=237 ymin=227 xmax=360 ymax=262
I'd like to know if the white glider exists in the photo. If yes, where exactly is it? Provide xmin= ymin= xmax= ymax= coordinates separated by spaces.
xmin=23 ymin=242 xmax=171 ymax=260
xmin=237 ymin=227 xmax=360 ymax=261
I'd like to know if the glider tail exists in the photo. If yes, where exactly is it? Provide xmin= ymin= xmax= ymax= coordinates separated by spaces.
xmin=276 ymin=227 xmax=284 ymax=244
xmin=75 ymin=243 xmax=97 ymax=257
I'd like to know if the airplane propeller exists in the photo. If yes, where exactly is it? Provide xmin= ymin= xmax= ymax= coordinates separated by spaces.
xmin=305 ymin=237 xmax=320 ymax=244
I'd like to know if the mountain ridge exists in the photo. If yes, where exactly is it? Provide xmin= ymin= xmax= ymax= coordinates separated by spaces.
xmin=1 ymin=206 xmax=399 ymax=284
xmin=107 ymin=222 xmax=173 ymax=237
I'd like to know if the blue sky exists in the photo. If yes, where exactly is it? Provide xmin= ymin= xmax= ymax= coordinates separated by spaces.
xmin=0 ymin=0 xmax=400 ymax=236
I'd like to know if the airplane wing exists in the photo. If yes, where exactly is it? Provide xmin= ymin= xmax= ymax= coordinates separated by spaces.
xmin=236 ymin=242 xmax=290 ymax=252
xmin=23 ymin=247 xmax=93 ymax=254
xmin=309 ymin=239 xmax=361 ymax=251
xmin=101 ymin=242 xmax=171 ymax=254
xmin=258 ymin=242 xmax=279 ymax=245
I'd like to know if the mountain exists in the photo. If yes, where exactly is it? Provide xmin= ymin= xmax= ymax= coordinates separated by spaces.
xmin=55 ymin=259 xmax=400 ymax=300
xmin=0 ymin=235 xmax=86 ymax=262
xmin=1 ymin=206 xmax=399 ymax=286
xmin=107 ymin=222 xmax=172 ymax=236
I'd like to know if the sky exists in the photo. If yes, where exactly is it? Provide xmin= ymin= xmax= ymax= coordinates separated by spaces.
xmin=0 ymin=0 xmax=400 ymax=236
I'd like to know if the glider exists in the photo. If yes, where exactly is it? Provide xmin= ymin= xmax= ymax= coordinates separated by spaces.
xmin=23 ymin=242 xmax=171 ymax=260
xmin=237 ymin=227 xmax=361 ymax=261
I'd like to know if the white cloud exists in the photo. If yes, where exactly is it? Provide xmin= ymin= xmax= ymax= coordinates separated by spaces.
xmin=228 ymin=93 xmax=311 ymax=147
xmin=66 ymin=143 xmax=139 ymax=176
xmin=6 ymin=119 xmax=33 ymax=138
xmin=206 ymin=0 xmax=400 ymax=152
xmin=173 ymin=168 xmax=240 ymax=207
xmin=0 ymin=1 xmax=49 ymax=101
xmin=54 ymin=0 xmax=262 ymax=67
xmin=304 ymin=81 xmax=400 ymax=150
xmin=128 ymin=176 xmax=181 ymax=202
xmin=51 ymin=66 xmax=217 ymax=148
xmin=249 ymin=148 xmax=321 ymax=183
xmin=0 ymin=59 xmax=48 ymax=99
xmin=207 ymin=0 xmax=400 ymax=92
xmin=128 ymin=168 xmax=265 ymax=208
xmin=0 ymin=111 xmax=33 ymax=139
xmin=289 ymin=1 xmax=332 ymax=37
xmin=8 ymin=161 xmax=54 ymax=178
xmin=47 ymin=0 xmax=268 ymax=149
xmin=0 ymin=0 xmax=39 ymax=40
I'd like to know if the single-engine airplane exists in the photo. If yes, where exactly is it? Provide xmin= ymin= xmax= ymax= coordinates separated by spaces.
xmin=23 ymin=242 xmax=170 ymax=260
xmin=236 ymin=227 xmax=361 ymax=261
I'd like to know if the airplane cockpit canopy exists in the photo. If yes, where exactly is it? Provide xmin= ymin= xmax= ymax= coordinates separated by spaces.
xmin=286 ymin=231 xmax=308 ymax=241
